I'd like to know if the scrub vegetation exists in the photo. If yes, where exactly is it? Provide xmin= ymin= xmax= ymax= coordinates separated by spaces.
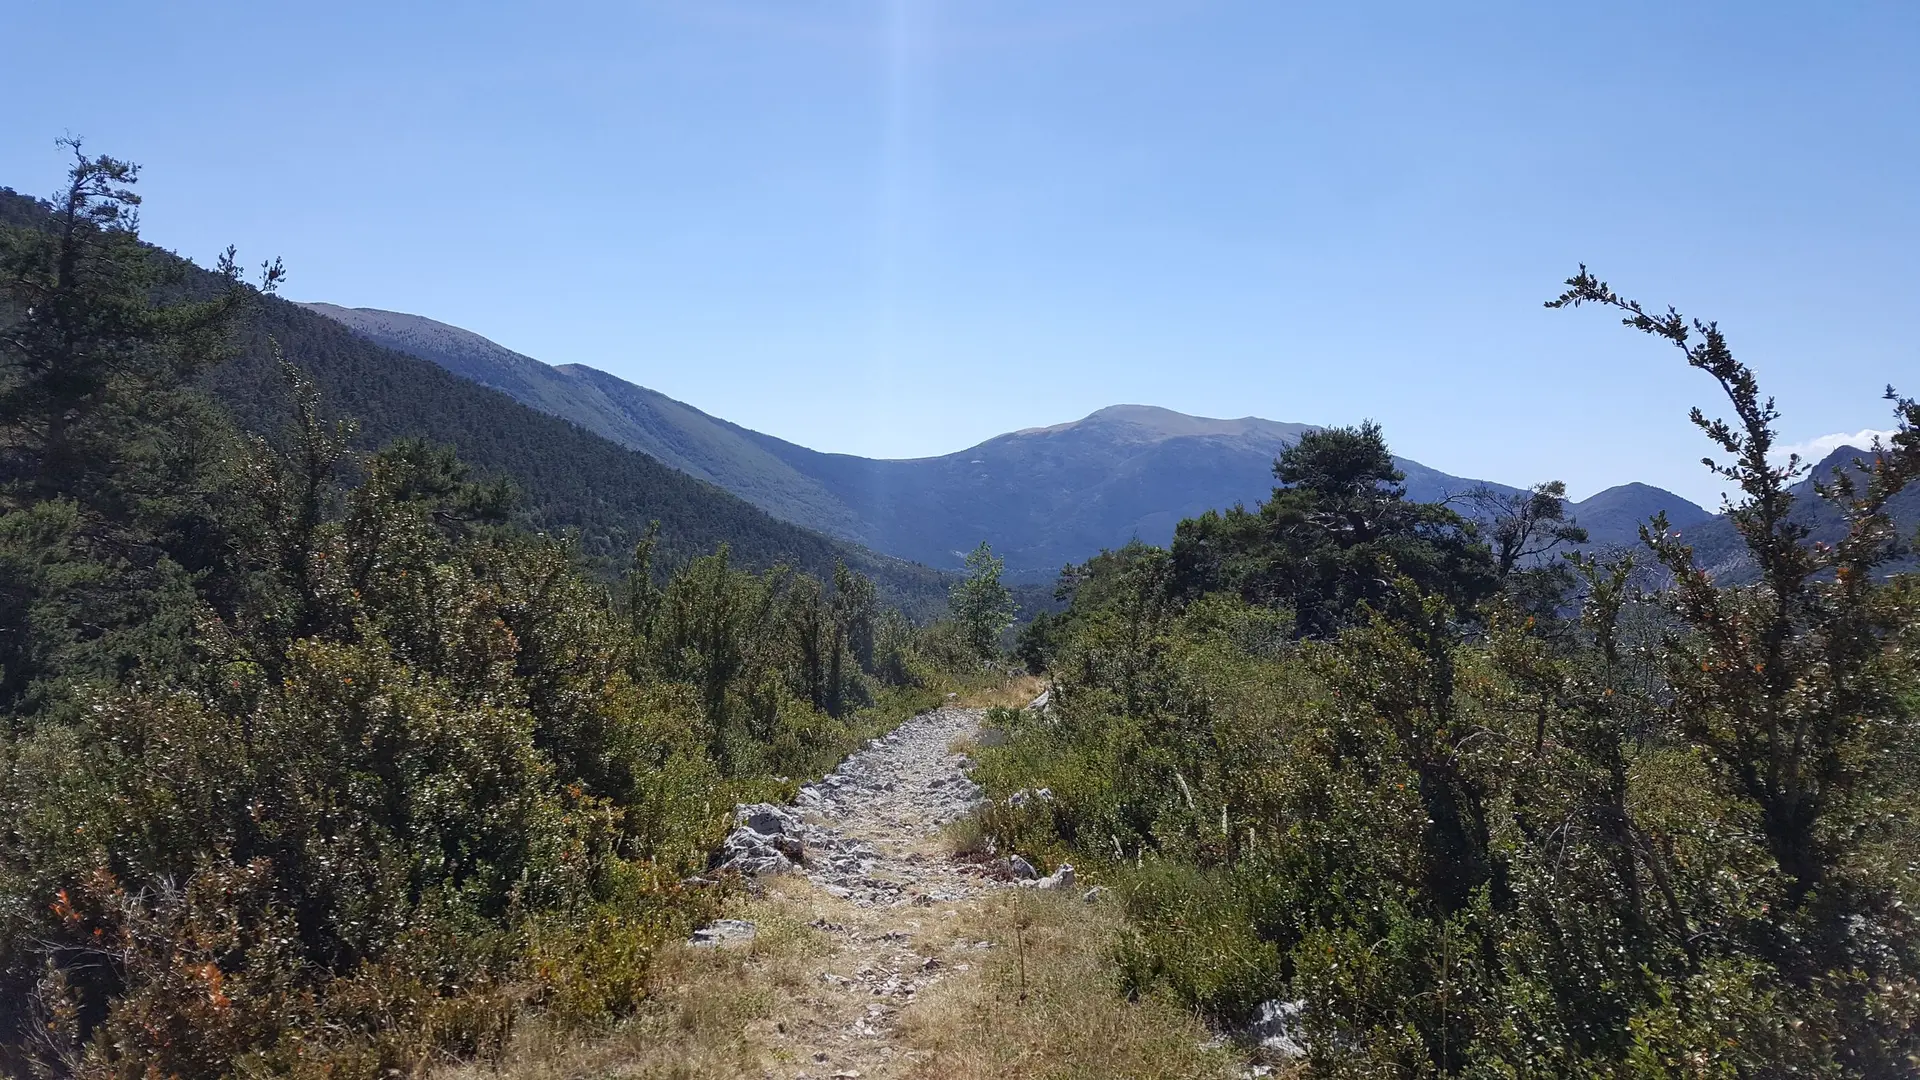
xmin=991 ymin=270 xmax=1920 ymax=1076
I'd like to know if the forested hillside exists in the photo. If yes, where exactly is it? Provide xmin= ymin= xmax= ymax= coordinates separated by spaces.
xmin=215 ymin=298 xmax=951 ymax=611
xmin=0 ymin=186 xmax=948 ymax=615
xmin=296 ymin=303 xmax=875 ymax=544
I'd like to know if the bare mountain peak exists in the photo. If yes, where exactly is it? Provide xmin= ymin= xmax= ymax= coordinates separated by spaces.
xmin=297 ymin=303 xmax=542 ymax=369
xmin=1015 ymin=403 xmax=1313 ymax=445
xmin=1571 ymin=482 xmax=1715 ymax=541
xmin=1805 ymin=443 xmax=1877 ymax=478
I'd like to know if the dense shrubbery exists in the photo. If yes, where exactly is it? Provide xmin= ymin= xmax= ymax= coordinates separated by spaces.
xmin=0 ymin=147 xmax=967 ymax=1077
xmin=981 ymin=278 xmax=1920 ymax=1075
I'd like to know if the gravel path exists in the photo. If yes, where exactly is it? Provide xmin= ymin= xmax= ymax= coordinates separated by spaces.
xmin=698 ymin=703 xmax=1022 ymax=1078
xmin=792 ymin=704 xmax=997 ymax=905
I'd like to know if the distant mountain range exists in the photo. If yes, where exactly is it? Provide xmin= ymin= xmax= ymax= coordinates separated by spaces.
xmin=1687 ymin=443 xmax=1920 ymax=581
xmin=301 ymin=304 xmax=1731 ymax=575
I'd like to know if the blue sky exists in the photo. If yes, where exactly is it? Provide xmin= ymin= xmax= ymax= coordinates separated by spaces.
xmin=3 ymin=1 xmax=1915 ymax=506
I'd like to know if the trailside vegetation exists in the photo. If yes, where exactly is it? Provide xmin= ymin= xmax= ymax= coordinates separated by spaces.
xmin=978 ymin=270 xmax=1920 ymax=1076
xmin=0 ymin=146 xmax=974 ymax=1077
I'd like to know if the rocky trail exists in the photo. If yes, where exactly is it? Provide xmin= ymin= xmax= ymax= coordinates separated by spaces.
xmin=694 ymin=702 xmax=1030 ymax=1078
xmin=468 ymin=693 xmax=1252 ymax=1080
xmin=606 ymin=694 xmax=1249 ymax=1080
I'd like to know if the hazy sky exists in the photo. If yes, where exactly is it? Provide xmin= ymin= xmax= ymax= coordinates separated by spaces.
xmin=4 ymin=1 xmax=1915 ymax=505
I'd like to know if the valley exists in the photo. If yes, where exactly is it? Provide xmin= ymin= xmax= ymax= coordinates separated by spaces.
xmin=301 ymin=304 xmax=1728 ymax=576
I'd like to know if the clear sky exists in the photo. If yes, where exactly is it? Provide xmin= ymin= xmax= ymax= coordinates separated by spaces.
xmin=3 ymin=1 xmax=1915 ymax=506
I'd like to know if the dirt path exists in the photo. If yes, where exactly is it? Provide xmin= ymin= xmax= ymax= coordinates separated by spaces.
xmin=470 ymin=697 xmax=1246 ymax=1080
xmin=712 ymin=703 xmax=1013 ymax=1078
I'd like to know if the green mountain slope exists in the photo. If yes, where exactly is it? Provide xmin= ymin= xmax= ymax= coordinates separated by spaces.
xmin=0 ymin=186 xmax=947 ymax=612
xmin=314 ymin=307 xmax=1703 ymax=574
xmin=208 ymin=300 xmax=950 ymax=611
xmin=295 ymin=303 xmax=872 ymax=542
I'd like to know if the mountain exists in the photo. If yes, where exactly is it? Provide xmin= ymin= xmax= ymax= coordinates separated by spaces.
xmin=294 ymin=304 xmax=872 ymax=543
xmin=0 ymin=186 xmax=952 ymax=613
xmin=207 ymin=299 xmax=951 ymax=612
xmin=740 ymin=403 xmax=1533 ymax=573
xmin=1671 ymin=444 xmax=1920 ymax=581
xmin=315 ymin=307 xmax=1705 ymax=574
xmin=1584 ymin=445 xmax=1920 ymax=584
xmin=1568 ymin=482 xmax=1718 ymax=551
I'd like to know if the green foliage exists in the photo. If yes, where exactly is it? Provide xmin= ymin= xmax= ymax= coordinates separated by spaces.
xmin=0 ymin=147 xmax=965 ymax=1078
xmin=975 ymin=277 xmax=1920 ymax=1074
xmin=0 ymin=143 xmax=278 ymax=720
xmin=950 ymin=540 xmax=1017 ymax=659
xmin=1172 ymin=421 xmax=1498 ymax=638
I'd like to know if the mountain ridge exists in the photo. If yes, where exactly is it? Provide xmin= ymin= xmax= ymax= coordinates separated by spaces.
xmin=301 ymin=303 xmax=1721 ymax=574
xmin=211 ymin=297 xmax=954 ymax=613
xmin=0 ymin=188 xmax=954 ymax=615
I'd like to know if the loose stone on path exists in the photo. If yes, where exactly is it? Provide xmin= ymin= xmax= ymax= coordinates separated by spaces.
xmin=690 ymin=698 xmax=1067 ymax=1075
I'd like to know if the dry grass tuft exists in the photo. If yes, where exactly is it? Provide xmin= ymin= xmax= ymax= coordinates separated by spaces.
xmin=438 ymin=891 xmax=833 ymax=1080
xmin=941 ymin=813 xmax=996 ymax=860
xmin=954 ymin=673 xmax=1049 ymax=711
xmin=894 ymin=890 xmax=1243 ymax=1080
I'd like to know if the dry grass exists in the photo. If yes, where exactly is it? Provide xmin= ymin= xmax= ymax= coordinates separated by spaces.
xmin=941 ymin=813 xmax=996 ymax=860
xmin=894 ymin=890 xmax=1244 ymax=1080
xmin=948 ymin=674 xmax=1043 ymax=758
xmin=436 ymin=867 xmax=1246 ymax=1080
xmin=954 ymin=673 xmax=1048 ymax=711
xmin=438 ymin=891 xmax=835 ymax=1080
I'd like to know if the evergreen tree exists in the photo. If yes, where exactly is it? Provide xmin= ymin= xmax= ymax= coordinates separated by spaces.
xmin=1172 ymin=421 xmax=1497 ymax=635
xmin=950 ymin=540 xmax=1016 ymax=659
xmin=0 ymin=140 xmax=278 ymax=716
xmin=1470 ymin=480 xmax=1588 ymax=580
